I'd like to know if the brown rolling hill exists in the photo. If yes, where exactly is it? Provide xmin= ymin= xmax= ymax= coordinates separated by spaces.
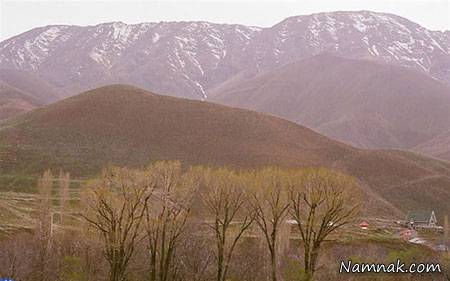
xmin=1 ymin=84 xmax=450 ymax=220
xmin=0 ymin=84 xmax=354 ymax=175
xmin=211 ymin=54 xmax=450 ymax=150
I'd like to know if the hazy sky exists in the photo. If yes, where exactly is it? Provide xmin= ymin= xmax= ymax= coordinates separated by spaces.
xmin=1 ymin=0 xmax=449 ymax=41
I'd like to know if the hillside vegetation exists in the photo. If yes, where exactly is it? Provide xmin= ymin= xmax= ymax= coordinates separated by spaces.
xmin=1 ymin=85 xmax=450 ymax=219
xmin=0 ymin=84 xmax=353 ymax=175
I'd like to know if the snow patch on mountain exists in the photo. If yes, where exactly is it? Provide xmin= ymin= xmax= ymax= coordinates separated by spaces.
xmin=152 ymin=33 xmax=160 ymax=43
xmin=1 ymin=11 xmax=449 ymax=99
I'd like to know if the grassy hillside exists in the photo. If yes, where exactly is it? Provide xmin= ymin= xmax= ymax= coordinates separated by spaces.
xmin=334 ymin=149 xmax=450 ymax=221
xmin=0 ymin=84 xmax=353 ymax=175
xmin=1 ymin=84 xmax=450 ymax=220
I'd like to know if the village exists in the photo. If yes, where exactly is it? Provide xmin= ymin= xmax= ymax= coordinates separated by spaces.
xmin=354 ymin=210 xmax=448 ymax=252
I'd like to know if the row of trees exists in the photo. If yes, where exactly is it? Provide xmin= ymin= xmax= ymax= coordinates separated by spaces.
xmin=0 ymin=161 xmax=362 ymax=281
xmin=79 ymin=161 xmax=361 ymax=281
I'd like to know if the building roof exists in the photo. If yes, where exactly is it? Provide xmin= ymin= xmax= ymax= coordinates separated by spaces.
xmin=399 ymin=229 xmax=413 ymax=236
xmin=359 ymin=221 xmax=369 ymax=227
xmin=406 ymin=211 xmax=434 ymax=223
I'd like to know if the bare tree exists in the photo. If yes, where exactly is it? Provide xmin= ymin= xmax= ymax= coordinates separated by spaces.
xmin=177 ymin=223 xmax=214 ymax=281
xmin=288 ymin=169 xmax=360 ymax=280
xmin=247 ymin=168 xmax=290 ymax=281
xmin=81 ymin=167 xmax=154 ymax=281
xmin=58 ymin=170 xmax=71 ymax=226
xmin=0 ymin=233 xmax=34 ymax=281
xmin=33 ymin=170 xmax=54 ymax=281
xmin=144 ymin=161 xmax=195 ymax=281
xmin=201 ymin=168 xmax=255 ymax=281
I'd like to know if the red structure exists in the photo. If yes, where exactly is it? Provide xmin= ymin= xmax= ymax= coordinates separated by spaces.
xmin=399 ymin=229 xmax=413 ymax=239
xmin=359 ymin=221 xmax=369 ymax=229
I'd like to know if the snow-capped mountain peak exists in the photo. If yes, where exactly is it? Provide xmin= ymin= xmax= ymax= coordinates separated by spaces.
xmin=0 ymin=11 xmax=449 ymax=99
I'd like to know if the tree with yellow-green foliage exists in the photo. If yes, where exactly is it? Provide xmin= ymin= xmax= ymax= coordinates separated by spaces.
xmin=34 ymin=170 xmax=53 ymax=281
xmin=201 ymin=167 xmax=256 ymax=281
xmin=246 ymin=168 xmax=291 ymax=281
xmin=58 ymin=170 xmax=71 ymax=226
xmin=288 ymin=168 xmax=361 ymax=281
xmin=144 ymin=161 xmax=196 ymax=281
xmin=81 ymin=167 xmax=154 ymax=281
xmin=79 ymin=163 xmax=361 ymax=281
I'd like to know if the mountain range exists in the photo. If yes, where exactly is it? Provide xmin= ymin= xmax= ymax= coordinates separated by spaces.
xmin=212 ymin=54 xmax=450 ymax=149
xmin=1 ymin=10 xmax=450 ymax=162
xmin=1 ymin=11 xmax=449 ymax=100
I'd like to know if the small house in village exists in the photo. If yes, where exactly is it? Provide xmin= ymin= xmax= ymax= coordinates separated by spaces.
xmin=399 ymin=229 xmax=414 ymax=240
xmin=406 ymin=210 xmax=438 ymax=229
xmin=359 ymin=221 xmax=369 ymax=230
